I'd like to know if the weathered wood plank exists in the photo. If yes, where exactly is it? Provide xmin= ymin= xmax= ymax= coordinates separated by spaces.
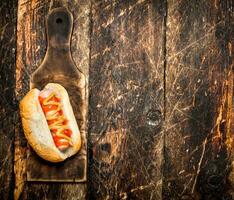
xmin=15 ymin=0 xmax=90 ymax=199
xmin=89 ymin=0 xmax=166 ymax=199
xmin=164 ymin=0 xmax=233 ymax=199
xmin=0 ymin=0 xmax=17 ymax=199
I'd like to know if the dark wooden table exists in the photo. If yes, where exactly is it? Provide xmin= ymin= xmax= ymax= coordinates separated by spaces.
xmin=0 ymin=0 xmax=233 ymax=199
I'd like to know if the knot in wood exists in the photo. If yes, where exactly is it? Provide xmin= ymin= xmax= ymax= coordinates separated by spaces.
xmin=146 ymin=109 xmax=162 ymax=127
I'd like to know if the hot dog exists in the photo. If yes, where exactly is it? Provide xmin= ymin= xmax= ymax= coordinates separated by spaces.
xmin=38 ymin=91 xmax=73 ymax=150
xmin=20 ymin=83 xmax=81 ymax=162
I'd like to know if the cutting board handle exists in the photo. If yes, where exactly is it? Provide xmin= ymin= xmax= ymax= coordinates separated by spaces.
xmin=46 ymin=7 xmax=73 ymax=49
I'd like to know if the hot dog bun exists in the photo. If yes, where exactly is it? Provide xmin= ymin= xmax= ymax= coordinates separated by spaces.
xmin=19 ymin=83 xmax=81 ymax=162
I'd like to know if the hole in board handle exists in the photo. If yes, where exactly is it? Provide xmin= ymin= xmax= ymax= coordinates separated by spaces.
xmin=56 ymin=18 xmax=63 ymax=24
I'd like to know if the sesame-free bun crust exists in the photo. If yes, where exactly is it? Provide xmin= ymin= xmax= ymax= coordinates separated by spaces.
xmin=19 ymin=83 xmax=81 ymax=163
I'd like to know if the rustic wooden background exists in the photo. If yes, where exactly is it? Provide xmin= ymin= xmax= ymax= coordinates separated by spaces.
xmin=0 ymin=0 xmax=233 ymax=200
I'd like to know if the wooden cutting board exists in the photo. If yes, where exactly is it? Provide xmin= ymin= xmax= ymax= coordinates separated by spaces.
xmin=27 ymin=7 xmax=87 ymax=182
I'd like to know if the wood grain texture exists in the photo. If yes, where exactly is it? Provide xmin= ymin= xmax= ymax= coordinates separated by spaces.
xmin=0 ymin=0 xmax=17 ymax=200
xmin=15 ymin=0 xmax=90 ymax=199
xmin=0 ymin=0 xmax=231 ymax=199
xmin=89 ymin=0 xmax=166 ymax=199
xmin=164 ymin=0 xmax=233 ymax=199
